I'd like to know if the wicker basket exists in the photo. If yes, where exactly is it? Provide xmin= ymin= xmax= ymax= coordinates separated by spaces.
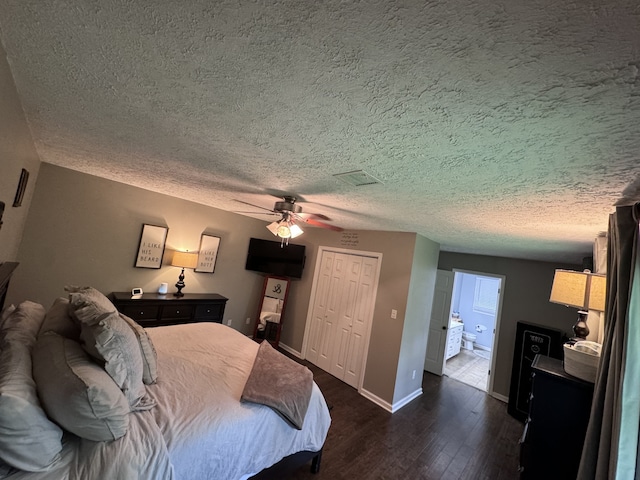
xmin=563 ymin=341 xmax=601 ymax=383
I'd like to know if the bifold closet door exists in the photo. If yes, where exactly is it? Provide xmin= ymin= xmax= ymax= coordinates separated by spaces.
xmin=307 ymin=250 xmax=378 ymax=389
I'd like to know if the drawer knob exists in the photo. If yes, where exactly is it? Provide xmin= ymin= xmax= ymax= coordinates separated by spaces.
xmin=140 ymin=311 xmax=144 ymax=315
xmin=176 ymin=310 xmax=180 ymax=314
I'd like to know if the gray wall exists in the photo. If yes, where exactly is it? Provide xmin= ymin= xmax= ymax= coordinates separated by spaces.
xmin=8 ymin=164 xmax=271 ymax=334
xmin=438 ymin=252 xmax=583 ymax=398
xmin=0 ymin=39 xmax=41 ymax=262
xmin=394 ymin=234 xmax=439 ymax=404
xmin=9 ymin=163 xmax=437 ymax=406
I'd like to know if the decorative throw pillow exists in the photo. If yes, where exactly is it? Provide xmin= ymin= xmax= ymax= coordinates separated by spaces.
xmin=38 ymin=297 xmax=80 ymax=340
xmin=33 ymin=332 xmax=130 ymax=441
xmin=118 ymin=313 xmax=158 ymax=384
xmin=0 ymin=300 xmax=46 ymax=342
xmin=0 ymin=303 xmax=16 ymax=329
xmin=65 ymin=285 xmax=117 ymax=324
xmin=65 ymin=285 xmax=154 ymax=410
xmin=0 ymin=302 xmax=63 ymax=472
xmin=78 ymin=310 xmax=154 ymax=410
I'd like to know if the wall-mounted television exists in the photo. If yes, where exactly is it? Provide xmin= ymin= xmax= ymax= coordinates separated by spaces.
xmin=245 ymin=237 xmax=306 ymax=279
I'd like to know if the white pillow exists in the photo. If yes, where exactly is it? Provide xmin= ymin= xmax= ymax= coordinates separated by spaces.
xmin=0 ymin=302 xmax=63 ymax=472
xmin=65 ymin=285 xmax=117 ymax=324
xmin=33 ymin=332 xmax=130 ymax=441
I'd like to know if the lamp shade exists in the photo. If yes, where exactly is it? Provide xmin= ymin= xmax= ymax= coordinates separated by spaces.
xmin=171 ymin=251 xmax=198 ymax=269
xmin=549 ymin=269 xmax=606 ymax=312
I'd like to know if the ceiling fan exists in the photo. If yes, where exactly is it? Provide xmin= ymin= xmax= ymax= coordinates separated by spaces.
xmin=234 ymin=196 xmax=343 ymax=241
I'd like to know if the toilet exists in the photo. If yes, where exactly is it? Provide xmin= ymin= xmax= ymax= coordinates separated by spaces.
xmin=462 ymin=332 xmax=476 ymax=350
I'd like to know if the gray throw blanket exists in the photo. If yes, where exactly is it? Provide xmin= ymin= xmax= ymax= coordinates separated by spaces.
xmin=241 ymin=340 xmax=313 ymax=430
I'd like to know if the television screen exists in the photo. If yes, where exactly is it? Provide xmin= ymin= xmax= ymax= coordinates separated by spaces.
xmin=245 ymin=237 xmax=306 ymax=279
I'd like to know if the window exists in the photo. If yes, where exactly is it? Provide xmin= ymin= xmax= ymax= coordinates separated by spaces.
xmin=473 ymin=277 xmax=499 ymax=315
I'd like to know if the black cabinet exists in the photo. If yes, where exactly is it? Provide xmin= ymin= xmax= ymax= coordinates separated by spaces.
xmin=508 ymin=321 xmax=565 ymax=421
xmin=519 ymin=355 xmax=594 ymax=479
xmin=110 ymin=292 xmax=228 ymax=327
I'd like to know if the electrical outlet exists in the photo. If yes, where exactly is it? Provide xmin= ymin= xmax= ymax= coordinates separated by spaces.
xmin=391 ymin=309 xmax=397 ymax=319
xmin=412 ymin=369 xmax=416 ymax=380
xmin=245 ymin=317 xmax=251 ymax=325
xmin=226 ymin=319 xmax=232 ymax=326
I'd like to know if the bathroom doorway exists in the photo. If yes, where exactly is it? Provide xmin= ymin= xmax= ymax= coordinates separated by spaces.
xmin=442 ymin=270 xmax=504 ymax=393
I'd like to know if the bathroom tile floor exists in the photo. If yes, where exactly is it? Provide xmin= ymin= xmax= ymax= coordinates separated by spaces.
xmin=444 ymin=348 xmax=490 ymax=391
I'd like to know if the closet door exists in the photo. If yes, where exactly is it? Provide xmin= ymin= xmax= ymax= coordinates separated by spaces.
xmin=343 ymin=256 xmax=377 ymax=388
xmin=330 ymin=253 xmax=363 ymax=382
xmin=307 ymin=249 xmax=379 ymax=389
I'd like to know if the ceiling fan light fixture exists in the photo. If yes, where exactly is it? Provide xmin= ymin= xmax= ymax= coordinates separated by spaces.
xmin=266 ymin=215 xmax=304 ymax=240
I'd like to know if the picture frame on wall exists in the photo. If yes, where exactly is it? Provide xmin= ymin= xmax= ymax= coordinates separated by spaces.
xmin=135 ymin=224 xmax=169 ymax=269
xmin=195 ymin=234 xmax=220 ymax=273
xmin=13 ymin=169 xmax=29 ymax=207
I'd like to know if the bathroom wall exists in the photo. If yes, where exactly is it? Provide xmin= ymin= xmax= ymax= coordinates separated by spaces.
xmin=455 ymin=273 xmax=498 ymax=350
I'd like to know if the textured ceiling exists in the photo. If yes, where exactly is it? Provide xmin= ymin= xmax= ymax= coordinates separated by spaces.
xmin=1 ymin=0 xmax=639 ymax=263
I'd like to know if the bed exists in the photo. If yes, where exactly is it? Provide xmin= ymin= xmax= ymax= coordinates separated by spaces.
xmin=0 ymin=265 xmax=331 ymax=480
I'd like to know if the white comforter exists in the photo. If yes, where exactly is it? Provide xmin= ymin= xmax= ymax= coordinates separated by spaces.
xmin=147 ymin=323 xmax=331 ymax=480
xmin=3 ymin=323 xmax=331 ymax=480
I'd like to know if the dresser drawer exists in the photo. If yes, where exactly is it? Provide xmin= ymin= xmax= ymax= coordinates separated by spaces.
xmin=160 ymin=305 xmax=193 ymax=319
xmin=194 ymin=303 xmax=224 ymax=321
xmin=120 ymin=305 xmax=159 ymax=321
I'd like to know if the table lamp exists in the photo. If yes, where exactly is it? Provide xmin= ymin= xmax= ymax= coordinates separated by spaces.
xmin=549 ymin=269 xmax=606 ymax=340
xmin=171 ymin=251 xmax=198 ymax=297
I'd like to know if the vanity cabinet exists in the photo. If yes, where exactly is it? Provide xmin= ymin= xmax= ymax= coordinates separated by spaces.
xmin=110 ymin=292 xmax=228 ymax=328
xmin=445 ymin=323 xmax=463 ymax=360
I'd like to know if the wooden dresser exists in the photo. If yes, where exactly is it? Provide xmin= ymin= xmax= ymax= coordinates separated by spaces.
xmin=110 ymin=292 xmax=228 ymax=328
xmin=519 ymin=354 xmax=594 ymax=479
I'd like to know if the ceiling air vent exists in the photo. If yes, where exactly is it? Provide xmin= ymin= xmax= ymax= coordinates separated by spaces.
xmin=333 ymin=170 xmax=383 ymax=187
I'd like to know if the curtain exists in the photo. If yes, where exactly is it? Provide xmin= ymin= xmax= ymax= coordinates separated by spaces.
xmin=578 ymin=204 xmax=639 ymax=479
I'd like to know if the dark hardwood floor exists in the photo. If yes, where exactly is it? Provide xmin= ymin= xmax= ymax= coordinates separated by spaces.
xmin=288 ymin=361 xmax=523 ymax=480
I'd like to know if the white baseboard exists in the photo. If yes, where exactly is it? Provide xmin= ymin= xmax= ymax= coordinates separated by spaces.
xmin=278 ymin=342 xmax=302 ymax=359
xmin=359 ymin=387 xmax=423 ymax=413
xmin=491 ymin=392 xmax=509 ymax=403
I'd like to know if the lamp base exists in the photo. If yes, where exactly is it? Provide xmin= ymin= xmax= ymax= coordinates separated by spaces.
xmin=572 ymin=310 xmax=589 ymax=340
xmin=174 ymin=268 xmax=186 ymax=297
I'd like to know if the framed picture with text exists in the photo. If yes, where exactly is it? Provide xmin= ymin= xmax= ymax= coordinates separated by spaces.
xmin=195 ymin=234 xmax=220 ymax=273
xmin=135 ymin=224 xmax=168 ymax=269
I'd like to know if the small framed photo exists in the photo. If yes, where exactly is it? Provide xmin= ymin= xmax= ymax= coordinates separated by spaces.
xmin=135 ymin=224 xmax=168 ymax=269
xmin=195 ymin=234 xmax=220 ymax=273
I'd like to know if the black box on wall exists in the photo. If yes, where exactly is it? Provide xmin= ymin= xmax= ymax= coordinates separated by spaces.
xmin=507 ymin=321 xmax=566 ymax=422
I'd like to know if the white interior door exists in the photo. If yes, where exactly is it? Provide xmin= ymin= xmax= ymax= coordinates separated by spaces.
xmin=305 ymin=251 xmax=334 ymax=367
xmin=305 ymin=249 xmax=379 ymax=389
xmin=424 ymin=270 xmax=454 ymax=375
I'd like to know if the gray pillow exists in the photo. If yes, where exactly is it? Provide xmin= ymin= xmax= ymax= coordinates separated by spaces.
xmin=119 ymin=313 xmax=158 ymax=385
xmin=0 ymin=302 xmax=63 ymax=472
xmin=38 ymin=297 xmax=80 ymax=340
xmin=78 ymin=310 xmax=154 ymax=411
xmin=65 ymin=285 xmax=117 ymax=324
xmin=33 ymin=332 xmax=130 ymax=441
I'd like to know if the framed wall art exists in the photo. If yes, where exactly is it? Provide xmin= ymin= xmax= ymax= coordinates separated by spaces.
xmin=195 ymin=234 xmax=220 ymax=273
xmin=13 ymin=168 xmax=29 ymax=207
xmin=135 ymin=224 xmax=168 ymax=269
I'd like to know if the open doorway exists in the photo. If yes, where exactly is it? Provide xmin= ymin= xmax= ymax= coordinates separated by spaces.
xmin=425 ymin=269 xmax=504 ymax=395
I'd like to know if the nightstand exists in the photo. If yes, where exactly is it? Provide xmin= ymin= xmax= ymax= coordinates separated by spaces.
xmin=110 ymin=292 xmax=228 ymax=328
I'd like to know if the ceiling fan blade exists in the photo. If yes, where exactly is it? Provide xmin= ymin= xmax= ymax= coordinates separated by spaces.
xmin=233 ymin=210 xmax=280 ymax=216
xmin=233 ymin=199 xmax=275 ymax=213
xmin=300 ymin=217 xmax=344 ymax=232
xmin=296 ymin=212 xmax=331 ymax=221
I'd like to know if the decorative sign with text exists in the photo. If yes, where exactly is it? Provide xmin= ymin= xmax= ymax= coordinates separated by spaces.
xmin=135 ymin=224 xmax=168 ymax=269
xmin=195 ymin=234 xmax=220 ymax=273
xmin=340 ymin=231 xmax=359 ymax=247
